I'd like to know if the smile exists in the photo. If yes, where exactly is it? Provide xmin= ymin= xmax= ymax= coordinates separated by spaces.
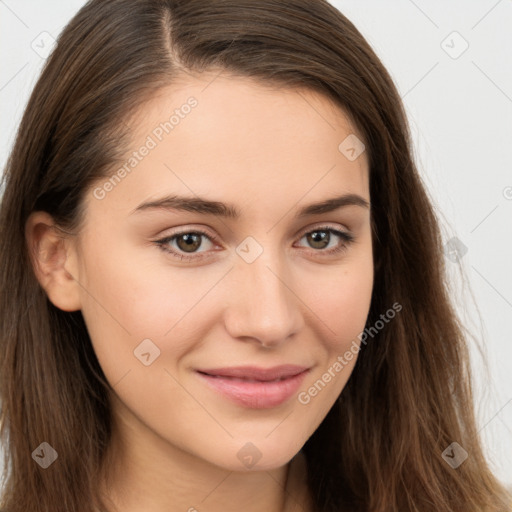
xmin=195 ymin=365 xmax=310 ymax=409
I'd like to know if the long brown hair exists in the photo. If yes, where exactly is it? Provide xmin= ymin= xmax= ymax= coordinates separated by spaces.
xmin=0 ymin=1 xmax=510 ymax=511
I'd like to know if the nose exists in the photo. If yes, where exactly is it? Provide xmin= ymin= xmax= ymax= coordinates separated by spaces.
xmin=223 ymin=244 xmax=304 ymax=348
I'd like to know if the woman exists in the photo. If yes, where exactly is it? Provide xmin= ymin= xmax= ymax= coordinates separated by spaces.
xmin=0 ymin=1 xmax=510 ymax=511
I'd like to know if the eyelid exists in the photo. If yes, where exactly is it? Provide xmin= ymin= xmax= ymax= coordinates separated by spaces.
xmin=154 ymin=222 xmax=354 ymax=261
xmin=160 ymin=225 xmax=219 ymax=242
xmin=295 ymin=222 xmax=349 ymax=239
xmin=157 ymin=221 xmax=349 ymax=245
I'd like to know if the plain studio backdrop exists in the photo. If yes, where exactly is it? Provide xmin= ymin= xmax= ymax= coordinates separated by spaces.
xmin=0 ymin=0 xmax=511 ymax=491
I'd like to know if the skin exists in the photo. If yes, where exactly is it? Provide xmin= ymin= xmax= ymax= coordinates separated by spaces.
xmin=26 ymin=72 xmax=373 ymax=512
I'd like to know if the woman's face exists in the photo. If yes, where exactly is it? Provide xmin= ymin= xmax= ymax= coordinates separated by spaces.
xmin=64 ymin=73 xmax=373 ymax=471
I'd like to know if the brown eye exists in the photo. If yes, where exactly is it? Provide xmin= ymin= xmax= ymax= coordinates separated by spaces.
xmin=155 ymin=225 xmax=355 ymax=263
xmin=155 ymin=229 xmax=216 ymax=261
xmin=306 ymin=230 xmax=331 ymax=249
xmin=175 ymin=233 xmax=203 ymax=253
xmin=297 ymin=226 xmax=354 ymax=255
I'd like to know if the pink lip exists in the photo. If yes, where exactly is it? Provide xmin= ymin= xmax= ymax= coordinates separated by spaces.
xmin=195 ymin=365 xmax=310 ymax=409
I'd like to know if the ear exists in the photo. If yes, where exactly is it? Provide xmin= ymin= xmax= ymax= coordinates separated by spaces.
xmin=25 ymin=211 xmax=82 ymax=312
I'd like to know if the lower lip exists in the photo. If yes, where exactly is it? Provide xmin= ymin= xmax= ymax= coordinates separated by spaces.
xmin=196 ymin=370 xmax=309 ymax=409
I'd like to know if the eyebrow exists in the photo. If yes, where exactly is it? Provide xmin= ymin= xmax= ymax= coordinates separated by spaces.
xmin=130 ymin=193 xmax=370 ymax=218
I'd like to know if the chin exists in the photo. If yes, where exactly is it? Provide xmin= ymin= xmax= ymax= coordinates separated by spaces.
xmin=204 ymin=435 xmax=306 ymax=472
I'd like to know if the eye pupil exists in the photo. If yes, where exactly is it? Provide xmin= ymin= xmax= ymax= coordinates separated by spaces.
xmin=177 ymin=233 xmax=202 ymax=252
xmin=308 ymin=230 xmax=329 ymax=249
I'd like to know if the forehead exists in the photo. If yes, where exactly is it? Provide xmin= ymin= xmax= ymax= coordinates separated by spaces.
xmin=85 ymin=73 xmax=370 ymax=223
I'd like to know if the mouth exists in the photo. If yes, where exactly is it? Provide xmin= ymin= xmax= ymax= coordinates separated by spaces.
xmin=194 ymin=365 xmax=310 ymax=409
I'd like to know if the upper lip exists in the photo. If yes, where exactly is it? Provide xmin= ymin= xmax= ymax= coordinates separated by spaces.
xmin=196 ymin=365 xmax=309 ymax=381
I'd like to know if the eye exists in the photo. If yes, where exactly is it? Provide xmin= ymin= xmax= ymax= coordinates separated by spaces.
xmin=154 ymin=225 xmax=355 ymax=262
xmin=155 ymin=229 xmax=217 ymax=261
xmin=295 ymin=226 xmax=355 ymax=256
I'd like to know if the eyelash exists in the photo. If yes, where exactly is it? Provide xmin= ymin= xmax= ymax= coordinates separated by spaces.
xmin=154 ymin=225 xmax=355 ymax=262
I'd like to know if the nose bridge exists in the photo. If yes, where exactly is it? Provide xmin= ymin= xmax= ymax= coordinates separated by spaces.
xmin=224 ymin=239 xmax=302 ymax=345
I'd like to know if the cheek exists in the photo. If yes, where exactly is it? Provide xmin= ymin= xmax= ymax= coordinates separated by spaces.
xmin=294 ymin=247 xmax=373 ymax=405
xmin=294 ymin=263 xmax=373 ymax=425
xmin=78 ymin=235 xmax=214 ymax=337
xmin=299 ymin=248 xmax=374 ymax=349
xmin=328 ymin=267 xmax=373 ymax=347
xmin=77 ymin=237 xmax=236 ymax=394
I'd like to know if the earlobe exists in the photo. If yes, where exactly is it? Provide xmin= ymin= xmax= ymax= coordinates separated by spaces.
xmin=25 ymin=211 xmax=82 ymax=312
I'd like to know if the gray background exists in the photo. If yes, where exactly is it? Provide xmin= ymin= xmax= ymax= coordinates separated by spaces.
xmin=1 ymin=0 xmax=511 ymax=488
